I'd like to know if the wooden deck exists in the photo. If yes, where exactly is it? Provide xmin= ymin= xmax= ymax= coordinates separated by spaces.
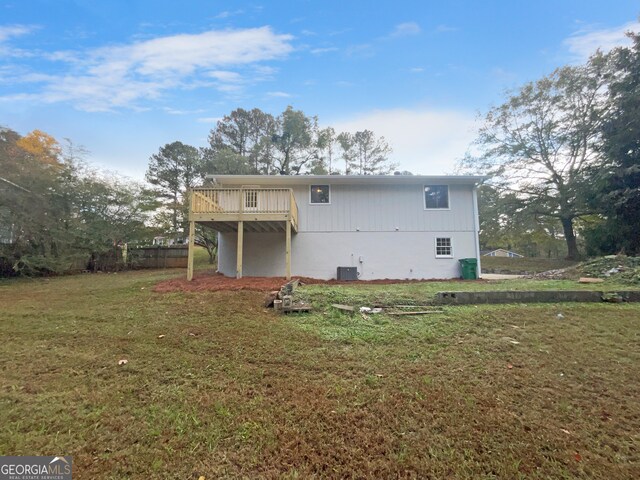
xmin=187 ymin=187 xmax=299 ymax=281
xmin=190 ymin=188 xmax=298 ymax=233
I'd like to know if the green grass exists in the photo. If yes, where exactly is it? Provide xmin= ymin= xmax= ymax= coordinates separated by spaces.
xmin=299 ymin=277 xmax=638 ymax=305
xmin=192 ymin=245 xmax=215 ymax=270
xmin=1 ymin=270 xmax=639 ymax=478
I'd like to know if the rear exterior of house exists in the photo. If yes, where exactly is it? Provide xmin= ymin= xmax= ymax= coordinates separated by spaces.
xmin=187 ymin=175 xmax=483 ymax=280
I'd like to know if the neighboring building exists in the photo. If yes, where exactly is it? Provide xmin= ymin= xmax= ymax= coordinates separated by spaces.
xmin=187 ymin=175 xmax=484 ymax=280
xmin=483 ymin=248 xmax=524 ymax=258
xmin=152 ymin=236 xmax=184 ymax=247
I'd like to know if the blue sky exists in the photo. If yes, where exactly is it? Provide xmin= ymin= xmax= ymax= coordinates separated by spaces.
xmin=1 ymin=0 xmax=639 ymax=179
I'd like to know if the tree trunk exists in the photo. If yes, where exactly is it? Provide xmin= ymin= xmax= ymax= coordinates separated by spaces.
xmin=561 ymin=217 xmax=579 ymax=260
xmin=207 ymin=246 xmax=216 ymax=265
xmin=172 ymin=192 xmax=178 ymax=233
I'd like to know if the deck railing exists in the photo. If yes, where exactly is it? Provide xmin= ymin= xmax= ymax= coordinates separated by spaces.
xmin=191 ymin=187 xmax=298 ymax=226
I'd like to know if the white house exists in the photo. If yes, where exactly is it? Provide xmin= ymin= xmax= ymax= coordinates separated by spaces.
xmin=186 ymin=174 xmax=484 ymax=280
xmin=483 ymin=248 xmax=524 ymax=258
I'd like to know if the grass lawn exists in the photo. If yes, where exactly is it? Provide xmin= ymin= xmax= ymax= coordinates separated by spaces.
xmin=1 ymin=268 xmax=639 ymax=479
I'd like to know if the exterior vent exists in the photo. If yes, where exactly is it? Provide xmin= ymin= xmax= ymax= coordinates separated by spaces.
xmin=337 ymin=266 xmax=358 ymax=281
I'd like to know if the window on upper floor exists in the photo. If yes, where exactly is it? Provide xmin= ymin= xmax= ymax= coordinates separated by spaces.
xmin=435 ymin=237 xmax=453 ymax=258
xmin=424 ymin=185 xmax=449 ymax=209
xmin=310 ymin=184 xmax=330 ymax=204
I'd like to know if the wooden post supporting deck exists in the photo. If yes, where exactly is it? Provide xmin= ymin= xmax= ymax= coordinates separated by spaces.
xmin=285 ymin=218 xmax=291 ymax=280
xmin=187 ymin=220 xmax=195 ymax=281
xmin=236 ymin=221 xmax=244 ymax=279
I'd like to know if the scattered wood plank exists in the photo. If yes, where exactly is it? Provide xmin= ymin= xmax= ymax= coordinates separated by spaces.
xmin=393 ymin=305 xmax=440 ymax=309
xmin=372 ymin=304 xmax=442 ymax=310
xmin=579 ymin=277 xmax=604 ymax=284
xmin=264 ymin=290 xmax=279 ymax=307
xmin=280 ymin=279 xmax=300 ymax=296
xmin=331 ymin=304 xmax=355 ymax=312
xmin=387 ymin=310 xmax=443 ymax=316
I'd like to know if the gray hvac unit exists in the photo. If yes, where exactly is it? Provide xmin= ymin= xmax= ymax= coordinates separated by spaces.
xmin=337 ymin=266 xmax=358 ymax=281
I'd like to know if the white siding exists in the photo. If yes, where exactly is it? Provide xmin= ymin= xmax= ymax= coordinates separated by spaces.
xmin=215 ymin=180 xmax=480 ymax=280
xmin=218 ymin=230 xmax=477 ymax=280
xmin=292 ymin=183 xmax=474 ymax=233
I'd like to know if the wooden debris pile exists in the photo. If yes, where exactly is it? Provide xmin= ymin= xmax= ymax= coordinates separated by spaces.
xmin=264 ymin=279 xmax=312 ymax=314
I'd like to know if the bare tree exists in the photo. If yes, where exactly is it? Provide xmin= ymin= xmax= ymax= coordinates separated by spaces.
xmin=466 ymin=54 xmax=612 ymax=259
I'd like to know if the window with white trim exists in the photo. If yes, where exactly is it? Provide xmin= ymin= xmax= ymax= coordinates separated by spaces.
xmin=435 ymin=237 xmax=453 ymax=258
xmin=424 ymin=185 xmax=449 ymax=209
xmin=310 ymin=184 xmax=330 ymax=204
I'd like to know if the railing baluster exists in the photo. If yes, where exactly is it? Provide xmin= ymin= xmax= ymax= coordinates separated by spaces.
xmin=190 ymin=187 xmax=298 ymax=220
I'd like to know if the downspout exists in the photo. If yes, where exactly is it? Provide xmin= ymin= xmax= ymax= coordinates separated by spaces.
xmin=472 ymin=185 xmax=481 ymax=278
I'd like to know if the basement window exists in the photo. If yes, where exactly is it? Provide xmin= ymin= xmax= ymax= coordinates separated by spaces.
xmin=424 ymin=185 xmax=449 ymax=209
xmin=310 ymin=184 xmax=330 ymax=204
xmin=435 ymin=237 xmax=453 ymax=258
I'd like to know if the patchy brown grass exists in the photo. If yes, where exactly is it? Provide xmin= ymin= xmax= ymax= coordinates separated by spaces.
xmin=482 ymin=256 xmax=579 ymax=274
xmin=1 ymin=270 xmax=639 ymax=479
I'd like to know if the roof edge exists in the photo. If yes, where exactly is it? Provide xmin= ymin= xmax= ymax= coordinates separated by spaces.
xmin=205 ymin=174 xmax=488 ymax=185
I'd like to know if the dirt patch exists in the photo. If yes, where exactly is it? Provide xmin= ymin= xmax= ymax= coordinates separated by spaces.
xmin=153 ymin=272 xmax=474 ymax=293
xmin=154 ymin=273 xmax=285 ymax=292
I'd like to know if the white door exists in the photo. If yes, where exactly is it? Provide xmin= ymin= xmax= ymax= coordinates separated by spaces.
xmin=243 ymin=190 xmax=258 ymax=211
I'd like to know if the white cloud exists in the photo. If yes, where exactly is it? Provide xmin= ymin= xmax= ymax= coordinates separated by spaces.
xmin=0 ymin=24 xmax=39 ymax=58
xmin=253 ymin=65 xmax=278 ymax=77
xmin=0 ymin=24 xmax=35 ymax=43
xmin=214 ymin=10 xmax=244 ymax=19
xmin=410 ymin=67 xmax=425 ymax=73
xmin=564 ymin=21 xmax=639 ymax=62
xmin=331 ymin=108 xmax=478 ymax=174
xmin=2 ymin=26 xmax=294 ymax=111
xmin=434 ymin=24 xmax=458 ymax=34
xmin=310 ymin=46 xmax=338 ymax=54
xmin=389 ymin=22 xmax=421 ymax=38
xmin=207 ymin=70 xmax=242 ymax=82
xmin=197 ymin=116 xmax=222 ymax=124
xmin=95 ymin=28 xmax=293 ymax=76
xmin=267 ymin=91 xmax=292 ymax=98
xmin=163 ymin=107 xmax=205 ymax=115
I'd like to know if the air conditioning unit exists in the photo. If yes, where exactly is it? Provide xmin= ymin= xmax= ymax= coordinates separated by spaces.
xmin=337 ymin=266 xmax=358 ymax=281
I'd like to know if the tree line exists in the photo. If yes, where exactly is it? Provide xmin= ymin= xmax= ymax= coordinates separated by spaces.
xmin=0 ymin=107 xmax=395 ymax=275
xmin=146 ymin=106 xmax=396 ymax=264
xmin=3 ymin=31 xmax=638 ymax=275
xmin=0 ymin=128 xmax=156 ymax=275
xmin=204 ymin=106 xmax=394 ymax=176
xmin=466 ymin=32 xmax=640 ymax=259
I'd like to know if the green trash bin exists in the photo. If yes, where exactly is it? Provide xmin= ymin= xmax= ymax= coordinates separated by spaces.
xmin=459 ymin=258 xmax=478 ymax=280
